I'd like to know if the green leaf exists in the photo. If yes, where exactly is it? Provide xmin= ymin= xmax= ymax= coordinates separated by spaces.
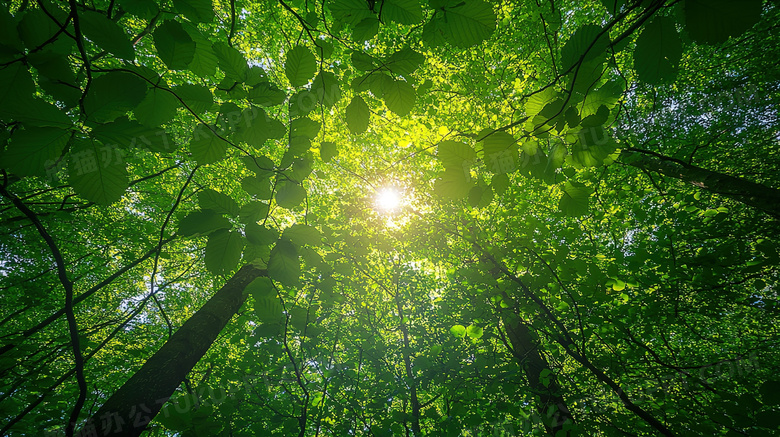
xmin=282 ymin=139 xmax=311 ymax=168
xmin=282 ymin=224 xmax=323 ymax=246
xmin=178 ymin=210 xmax=231 ymax=236
xmin=2 ymin=127 xmax=71 ymax=177
xmin=438 ymin=140 xmax=476 ymax=169
xmin=579 ymin=80 xmax=623 ymax=118
xmin=249 ymin=82 xmax=287 ymax=106
xmin=239 ymin=201 xmax=270 ymax=224
xmin=559 ymin=181 xmax=594 ymax=217
xmin=466 ymin=325 xmax=484 ymax=339
xmin=422 ymin=18 xmax=448 ymax=48
xmin=610 ymin=278 xmax=626 ymax=291
xmin=119 ymin=0 xmax=159 ymax=19
xmin=205 ymin=229 xmax=244 ymax=275
xmin=235 ymin=108 xmax=286 ymax=147
xmin=468 ymin=184 xmax=493 ymax=208
xmin=634 ymin=17 xmax=682 ymax=85
xmin=570 ymin=127 xmax=618 ymax=168
xmin=480 ymin=131 xmax=518 ymax=174
xmin=134 ymin=88 xmax=180 ymax=127
xmin=491 ymin=173 xmax=510 ymax=195
xmin=439 ymin=0 xmax=496 ymax=48
xmin=313 ymin=39 xmax=334 ymax=58
xmin=27 ymin=51 xmax=78 ymax=107
xmin=320 ymin=142 xmax=338 ymax=163
xmin=291 ymin=117 xmax=322 ymax=139
xmin=0 ymin=97 xmax=72 ymax=128
xmin=0 ymin=9 xmax=24 ymax=58
xmin=68 ymin=138 xmax=128 ymax=205
xmin=254 ymin=297 xmax=284 ymax=323
xmin=198 ymin=189 xmax=240 ymax=217
xmin=381 ymin=0 xmax=423 ymax=25
xmin=92 ymin=117 xmax=176 ymax=153
xmin=352 ymin=18 xmax=379 ymax=42
xmin=153 ymin=20 xmax=196 ymax=70
xmin=329 ymin=0 xmax=373 ymax=26
xmin=84 ymin=72 xmax=147 ymax=123
xmin=189 ymin=124 xmax=228 ymax=165
xmin=561 ymin=24 xmax=609 ymax=71
xmin=242 ymin=176 xmax=272 ymax=199
xmin=246 ymin=223 xmax=278 ymax=246
xmin=566 ymin=56 xmax=606 ymax=94
xmin=290 ymin=90 xmax=317 ymax=116
xmin=368 ymin=73 xmax=394 ymax=98
xmin=79 ymin=10 xmax=135 ymax=60
xmin=285 ymin=46 xmax=317 ymax=87
xmin=311 ymin=71 xmax=342 ymax=107
xmin=243 ymin=155 xmax=275 ymax=176
xmin=246 ymin=277 xmax=276 ymax=300
xmin=0 ymin=62 xmax=34 ymax=103
xmin=182 ymin=23 xmax=219 ymax=77
xmin=543 ymin=142 xmax=567 ymax=184
xmin=275 ymin=182 xmax=307 ymax=209
xmin=580 ymin=105 xmax=610 ymax=128
xmin=450 ymin=324 xmax=467 ymax=338
xmin=288 ymin=156 xmax=314 ymax=183
xmin=384 ymin=47 xmax=426 ymax=76
xmin=351 ymin=52 xmax=377 ymax=71
xmin=383 ymin=79 xmax=415 ymax=116
xmin=175 ymin=84 xmax=214 ymax=113
xmin=18 ymin=9 xmax=71 ymax=51
xmin=269 ymin=240 xmax=300 ymax=286
xmin=433 ymin=167 xmax=472 ymax=200
xmin=757 ymin=410 xmax=780 ymax=430
xmin=525 ymin=88 xmax=561 ymax=117
xmin=346 ymin=96 xmax=370 ymax=134
xmin=173 ymin=0 xmax=215 ymax=23
xmin=213 ymin=42 xmax=249 ymax=81
xmin=684 ymin=0 xmax=763 ymax=45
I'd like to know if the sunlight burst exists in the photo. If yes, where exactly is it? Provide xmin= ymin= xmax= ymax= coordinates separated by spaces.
xmin=375 ymin=187 xmax=402 ymax=212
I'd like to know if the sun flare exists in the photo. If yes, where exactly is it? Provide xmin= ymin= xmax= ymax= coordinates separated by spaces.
xmin=375 ymin=187 xmax=402 ymax=211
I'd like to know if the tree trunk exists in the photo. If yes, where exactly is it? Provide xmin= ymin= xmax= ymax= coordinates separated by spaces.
xmin=624 ymin=150 xmax=780 ymax=219
xmin=504 ymin=318 xmax=575 ymax=436
xmin=81 ymin=264 xmax=266 ymax=437
xmin=394 ymin=293 xmax=422 ymax=436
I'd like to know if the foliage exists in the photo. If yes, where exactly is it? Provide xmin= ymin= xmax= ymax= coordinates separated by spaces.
xmin=1 ymin=0 xmax=780 ymax=436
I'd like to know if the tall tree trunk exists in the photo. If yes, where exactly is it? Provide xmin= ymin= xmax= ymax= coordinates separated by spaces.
xmin=624 ymin=149 xmax=780 ymax=219
xmin=82 ymin=264 xmax=266 ymax=437
xmin=504 ymin=317 xmax=575 ymax=436
xmin=394 ymin=293 xmax=422 ymax=436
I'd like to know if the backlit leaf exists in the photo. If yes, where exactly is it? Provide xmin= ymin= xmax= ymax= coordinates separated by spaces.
xmin=269 ymin=240 xmax=300 ymax=286
xmin=205 ymin=229 xmax=244 ymax=275
xmin=153 ymin=20 xmax=196 ymax=70
xmin=79 ymin=10 xmax=135 ymax=60
xmin=198 ymin=189 xmax=240 ymax=217
xmin=285 ymin=46 xmax=317 ymax=87
xmin=346 ymin=96 xmax=370 ymax=134
xmin=68 ymin=138 xmax=128 ymax=205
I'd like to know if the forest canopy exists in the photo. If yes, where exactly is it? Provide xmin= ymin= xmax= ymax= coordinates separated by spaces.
xmin=1 ymin=0 xmax=780 ymax=436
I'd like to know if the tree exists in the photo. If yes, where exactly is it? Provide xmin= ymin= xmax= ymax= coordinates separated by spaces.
xmin=1 ymin=0 xmax=779 ymax=436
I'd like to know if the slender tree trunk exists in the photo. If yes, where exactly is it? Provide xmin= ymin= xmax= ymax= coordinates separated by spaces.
xmin=394 ymin=293 xmax=422 ymax=436
xmin=624 ymin=149 xmax=780 ymax=219
xmin=81 ymin=264 xmax=266 ymax=437
xmin=504 ymin=317 xmax=575 ymax=436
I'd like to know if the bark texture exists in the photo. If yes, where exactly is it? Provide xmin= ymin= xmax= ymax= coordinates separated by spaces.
xmin=84 ymin=264 xmax=266 ymax=437
xmin=505 ymin=318 xmax=575 ymax=436
xmin=625 ymin=150 xmax=780 ymax=219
